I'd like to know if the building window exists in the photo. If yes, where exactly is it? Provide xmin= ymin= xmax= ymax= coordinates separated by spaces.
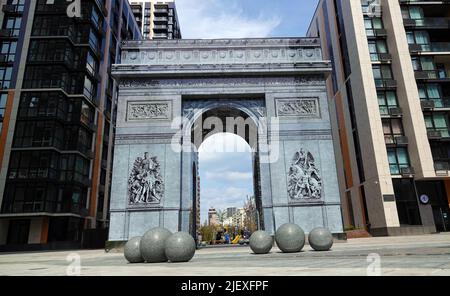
xmin=0 ymin=41 xmax=17 ymax=62
xmin=418 ymin=84 xmax=443 ymax=106
xmin=8 ymin=151 xmax=58 ymax=180
xmin=401 ymin=6 xmax=424 ymax=20
xmin=378 ymin=91 xmax=398 ymax=115
xmin=13 ymin=120 xmax=64 ymax=149
xmin=406 ymin=31 xmax=430 ymax=48
xmin=368 ymin=40 xmax=388 ymax=61
xmin=3 ymin=16 xmax=22 ymax=37
xmin=364 ymin=16 xmax=383 ymax=37
xmin=392 ymin=179 xmax=422 ymax=226
xmin=83 ymin=75 xmax=97 ymax=101
xmin=60 ymin=154 xmax=90 ymax=184
xmin=0 ymin=93 xmax=7 ymax=136
xmin=382 ymin=119 xmax=404 ymax=144
xmin=387 ymin=147 xmax=410 ymax=175
xmin=424 ymin=113 xmax=450 ymax=138
xmin=7 ymin=0 xmax=25 ymax=12
xmin=0 ymin=67 xmax=13 ymax=89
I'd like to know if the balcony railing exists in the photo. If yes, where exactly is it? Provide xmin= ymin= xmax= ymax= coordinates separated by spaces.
xmin=370 ymin=53 xmax=392 ymax=62
xmin=154 ymin=17 xmax=168 ymax=22
xmin=2 ymin=4 xmax=24 ymax=14
xmin=374 ymin=79 xmax=397 ymax=89
xmin=427 ymin=128 xmax=450 ymax=139
xmin=385 ymin=135 xmax=409 ymax=146
xmin=421 ymin=98 xmax=450 ymax=110
xmin=366 ymin=29 xmax=388 ymax=38
xmin=409 ymin=42 xmax=450 ymax=53
xmin=415 ymin=69 xmax=450 ymax=80
xmin=403 ymin=18 xmax=450 ymax=29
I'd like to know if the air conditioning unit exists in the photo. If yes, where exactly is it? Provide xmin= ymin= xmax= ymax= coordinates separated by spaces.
xmin=409 ymin=44 xmax=423 ymax=53
xmin=427 ymin=130 xmax=442 ymax=139
xmin=401 ymin=167 xmax=415 ymax=177
xmin=378 ymin=53 xmax=392 ymax=62
xmin=395 ymin=136 xmax=409 ymax=145
xmin=2 ymin=5 xmax=16 ymax=13
xmin=435 ymin=162 xmax=449 ymax=176
xmin=421 ymin=100 xmax=435 ymax=110
xmin=389 ymin=107 xmax=403 ymax=116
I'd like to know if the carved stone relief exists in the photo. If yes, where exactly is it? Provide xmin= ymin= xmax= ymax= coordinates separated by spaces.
xmin=287 ymin=148 xmax=322 ymax=200
xmin=276 ymin=98 xmax=320 ymax=118
xmin=127 ymin=101 xmax=171 ymax=121
xmin=128 ymin=153 xmax=164 ymax=205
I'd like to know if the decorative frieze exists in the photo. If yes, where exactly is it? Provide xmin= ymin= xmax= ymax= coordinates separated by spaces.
xmin=127 ymin=101 xmax=171 ymax=121
xmin=276 ymin=98 xmax=320 ymax=118
xmin=119 ymin=76 xmax=325 ymax=89
xmin=120 ymin=38 xmax=323 ymax=66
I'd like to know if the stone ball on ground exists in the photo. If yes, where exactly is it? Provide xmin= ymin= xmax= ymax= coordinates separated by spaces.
xmin=275 ymin=223 xmax=305 ymax=253
xmin=124 ymin=236 xmax=143 ymax=263
xmin=308 ymin=227 xmax=333 ymax=251
xmin=140 ymin=227 xmax=172 ymax=263
xmin=165 ymin=232 xmax=196 ymax=263
xmin=249 ymin=231 xmax=273 ymax=254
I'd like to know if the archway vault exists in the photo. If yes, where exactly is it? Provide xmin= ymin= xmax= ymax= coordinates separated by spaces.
xmin=108 ymin=38 xmax=344 ymax=243
xmin=182 ymin=99 xmax=265 ymax=237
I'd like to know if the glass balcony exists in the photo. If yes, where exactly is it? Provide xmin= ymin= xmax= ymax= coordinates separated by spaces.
xmin=404 ymin=17 xmax=450 ymax=29
xmin=415 ymin=69 xmax=450 ymax=80
xmin=409 ymin=42 xmax=450 ymax=53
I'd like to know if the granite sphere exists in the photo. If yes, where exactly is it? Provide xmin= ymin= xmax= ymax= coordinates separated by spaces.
xmin=140 ymin=227 xmax=172 ymax=263
xmin=124 ymin=236 xmax=144 ymax=263
xmin=275 ymin=223 xmax=305 ymax=253
xmin=308 ymin=227 xmax=333 ymax=251
xmin=249 ymin=231 xmax=273 ymax=254
xmin=165 ymin=232 xmax=196 ymax=263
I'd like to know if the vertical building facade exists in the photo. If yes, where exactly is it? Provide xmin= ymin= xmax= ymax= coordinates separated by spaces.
xmin=0 ymin=0 xmax=141 ymax=249
xmin=308 ymin=0 xmax=450 ymax=236
xmin=130 ymin=0 xmax=181 ymax=40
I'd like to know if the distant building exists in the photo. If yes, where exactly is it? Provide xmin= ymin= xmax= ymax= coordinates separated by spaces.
xmin=226 ymin=207 xmax=237 ymax=218
xmin=130 ymin=0 xmax=181 ymax=40
xmin=208 ymin=207 xmax=219 ymax=226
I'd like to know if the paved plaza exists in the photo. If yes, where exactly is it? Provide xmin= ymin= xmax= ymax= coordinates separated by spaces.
xmin=0 ymin=234 xmax=449 ymax=276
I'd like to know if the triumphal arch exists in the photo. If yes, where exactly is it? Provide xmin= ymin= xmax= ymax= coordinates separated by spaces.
xmin=108 ymin=38 xmax=344 ymax=243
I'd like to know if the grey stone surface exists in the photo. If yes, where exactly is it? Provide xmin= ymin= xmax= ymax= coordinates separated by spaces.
xmin=124 ymin=236 xmax=143 ymax=263
xmin=165 ymin=232 xmax=196 ymax=263
xmin=249 ymin=231 xmax=273 ymax=254
xmin=275 ymin=223 xmax=305 ymax=253
xmin=140 ymin=227 xmax=172 ymax=263
xmin=308 ymin=227 xmax=333 ymax=251
xmin=108 ymin=38 xmax=344 ymax=241
xmin=2 ymin=234 xmax=450 ymax=276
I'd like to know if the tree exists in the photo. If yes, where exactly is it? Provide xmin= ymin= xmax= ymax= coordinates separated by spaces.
xmin=199 ymin=224 xmax=216 ymax=244
xmin=216 ymin=209 xmax=227 ymax=227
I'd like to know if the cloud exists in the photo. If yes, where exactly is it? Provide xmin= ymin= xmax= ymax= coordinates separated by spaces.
xmin=205 ymin=171 xmax=253 ymax=182
xmin=176 ymin=0 xmax=281 ymax=39
xmin=199 ymin=133 xmax=252 ymax=164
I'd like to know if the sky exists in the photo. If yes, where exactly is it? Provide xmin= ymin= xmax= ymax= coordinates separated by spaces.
xmin=175 ymin=0 xmax=319 ymax=39
xmin=174 ymin=0 xmax=320 ymax=223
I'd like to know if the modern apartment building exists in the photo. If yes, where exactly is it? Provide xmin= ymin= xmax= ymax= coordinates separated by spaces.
xmin=130 ymin=0 xmax=181 ymax=39
xmin=308 ymin=0 xmax=450 ymax=236
xmin=0 ymin=0 xmax=141 ymax=250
